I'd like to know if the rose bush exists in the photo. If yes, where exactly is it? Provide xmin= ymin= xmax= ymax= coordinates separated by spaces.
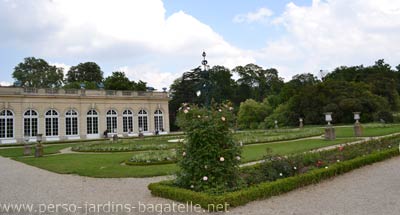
xmin=175 ymin=103 xmax=242 ymax=194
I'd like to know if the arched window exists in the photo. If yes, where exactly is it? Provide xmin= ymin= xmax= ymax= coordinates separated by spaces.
xmin=65 ymin=109 xmax=78 ymax=136
xmin=24 ymin=109 xmax=38 ymax=137
xmin=138 ymin=109 xmax=148 ymax=132
xmin=87 ymin=109 xmax=98 ymax=135
xmin=154 ymin=109 xmax=164 ymax=131
xmin=45 ymin=110 xmax=59 ymax=136
xmin=0 ymin=110 xmax=13 ymax=138
xmin=106 ymin=110 xmax=118 ymax=133
xmin=123 ymin=110 xmax=133 ymax=133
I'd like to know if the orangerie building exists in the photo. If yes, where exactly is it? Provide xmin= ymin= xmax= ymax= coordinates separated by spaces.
xmin=0 ymin=86 xmax=170 ymax=144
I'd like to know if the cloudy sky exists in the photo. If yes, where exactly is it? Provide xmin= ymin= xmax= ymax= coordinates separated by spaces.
xmin=0 ymin=0 xmax=399 ymax=89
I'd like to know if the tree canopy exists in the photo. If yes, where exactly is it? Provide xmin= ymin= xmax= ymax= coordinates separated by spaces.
xmin=169 ymin=59 xmax=400 ymax=130
xmin=12 ymin=57 xmax=64 ymax=88
xmin=66 ymin=62 xmax=104 ymax=83
xmin=103 ymin=71 xmax=147 ymax=91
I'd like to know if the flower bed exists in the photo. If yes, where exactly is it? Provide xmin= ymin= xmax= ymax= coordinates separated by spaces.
xmin=71 ymin=142 xmax=176 ymax=152
xmin=148 ymin=135 xmax=400 ymax=210
xmin=125 ymin=150 xmax=177 ymax=165
xmin=233 ymin=128 xmax=323 ymax=145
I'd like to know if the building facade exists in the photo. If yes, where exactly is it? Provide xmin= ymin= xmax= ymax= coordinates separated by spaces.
xmin=0 ymin=87 xmax=170 ymax=144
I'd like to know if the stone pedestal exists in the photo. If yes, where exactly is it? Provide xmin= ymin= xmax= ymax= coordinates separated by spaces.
xmin=325 ymin=126 xmax=336 ymax=140
xmin=35 ymin=144 xmax=43 ymax=158
xmin=354 ymin=123 xmax=362 ymax=137
xmin=23 ymin=145 xmax=32 ymax=156
xmin=299 ymin=121 xmax=303 ymax=128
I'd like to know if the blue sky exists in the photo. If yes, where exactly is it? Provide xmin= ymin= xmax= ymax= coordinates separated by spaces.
xmin=164 ymin=0 xmax=311 ymax=49
xmin=0 ymin=0 xmax=399 ymax=89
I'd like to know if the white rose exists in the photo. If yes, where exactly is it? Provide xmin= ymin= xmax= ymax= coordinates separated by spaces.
xmin=220 ymin=157 xmax=225 ymax=162
xmin=203 ymin=176 xmax=208 ymax=181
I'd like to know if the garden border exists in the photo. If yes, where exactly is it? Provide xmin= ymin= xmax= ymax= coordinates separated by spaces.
xmin=148 ymin=148 xmax=399 ymax=211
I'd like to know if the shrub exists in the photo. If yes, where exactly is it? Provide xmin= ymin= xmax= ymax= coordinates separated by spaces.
xmin=175 ymin=103 xmax=242 ymax=194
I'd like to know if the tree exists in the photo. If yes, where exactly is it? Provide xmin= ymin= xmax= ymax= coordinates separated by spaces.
xmin=13 ymin=57 xmax=64 ymax=88
xmin=104 ymin=71 xmax=132 ymax=90
xmin=279 ymin=73 xmax=320 ymax=104
xmin=207 ymin=66 xmax=235 ymax=104
xmin=132 ymin=80 xmax=147 ymax=91
xmin=237 ymin=99 xmax=272 ymax=129
xmin=233 ymin=64 xmax=284 ymax=102
xmin=66 ymin=62 xmax=103 ymax=83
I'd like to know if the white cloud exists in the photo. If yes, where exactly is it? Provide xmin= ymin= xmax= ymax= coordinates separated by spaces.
xmin=1 ymin=0 xmax=399 ymax=87
xmin=0 ymin=81 xmax=12 ymax=86
xmin=254 ymin=0 xmax=400 ymax=80
xmin=49 ymin=62 xmax=71 ymax=72
xmin=0 ymin=0 xmax=254 ymax=88
xmin=118 ymin=65 xmax=178 ymax=91
xmin=233 ymin=7 xmax=274 ymax=24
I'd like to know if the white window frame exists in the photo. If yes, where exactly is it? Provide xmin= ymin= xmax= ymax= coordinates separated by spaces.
xmin=0 ymin=110 xmax=14 ymax=139
xmin=106 ymin=110 xmax=118 ymax=133
xmin=45 ymin=110 xmax=59 ymax=137
xmin=154 ymin=109 xmax=164 ymax=131
xmin=123 ymin=110 xmax=134 ymax=133
xmin=87 ymin=109 xmax=99 ymax=135
xmin=23 ymin=109 xmax=38 ymax=137
xmin=138 ymin=109 xmax=148 ymax=132
xmin=65 ymin=109 xmax=79 ymax=136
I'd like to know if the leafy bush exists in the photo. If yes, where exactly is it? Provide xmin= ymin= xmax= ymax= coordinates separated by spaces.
xmin=175 ymin=103 xmax=242 ymax=194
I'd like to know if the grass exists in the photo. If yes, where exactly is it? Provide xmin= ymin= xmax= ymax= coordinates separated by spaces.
xmin=14 ymin=153 xmax=178 ymax=178
xmin=233 ymin=127 xmax=323 ymax=144
xmin=335 ymin=124 xmax=400 ymax=137
xmin=11 ymin=137 xmax=356 ymax=178
xmin=241 ymin=138 xmax=356 ymax=163
xmin=0 ymin=144 xmax=72 ymax=158
xmin=2 ymin=123 xmax=399 ymax=178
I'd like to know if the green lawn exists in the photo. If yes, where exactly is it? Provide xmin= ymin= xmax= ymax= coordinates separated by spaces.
xmin=14 ymin=153 xmax=178 ymax=178
xmin=233 ymin=127 xmax=323 ymax=144
xmin=2 ymin=124 xmax=399 ymax=178
xmin=241 ymin=138 xmax=355 ymax=163
xmin=11 ymin=137 xmax=356 ymax=178
xmin=0 ymin=144 xmax=72 ymax=158
xmin=335 ymin=124 xmax=400 ymax=137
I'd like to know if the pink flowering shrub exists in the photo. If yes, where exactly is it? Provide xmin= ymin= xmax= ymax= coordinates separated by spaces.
xmin=175 ymin=103 xmax=242 ymax=194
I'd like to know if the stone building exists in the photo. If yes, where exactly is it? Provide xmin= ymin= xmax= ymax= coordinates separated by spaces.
xmin=0 ymin=87 xmax=169 ymax=144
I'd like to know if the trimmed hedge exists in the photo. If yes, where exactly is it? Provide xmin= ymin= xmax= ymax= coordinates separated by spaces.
xmin=148 ymin=148 xmax=399 ymax=211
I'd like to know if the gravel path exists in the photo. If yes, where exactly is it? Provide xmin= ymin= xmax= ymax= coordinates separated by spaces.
xmin=1 ymin=156 xmax=400 ymax=215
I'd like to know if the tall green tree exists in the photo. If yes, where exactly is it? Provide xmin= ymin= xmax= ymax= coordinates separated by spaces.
xmin=66 ymin=62 xmax=103 ymax=83
xmin=104 ymin=71 xmax=132 ymax=90
xmin=233 ymin=64 xmax=284 ymax=102
xmin=12 ymin=57 xmax=64 ymax=88
xmin=103 ymin=71 xmax=147 ymax=91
